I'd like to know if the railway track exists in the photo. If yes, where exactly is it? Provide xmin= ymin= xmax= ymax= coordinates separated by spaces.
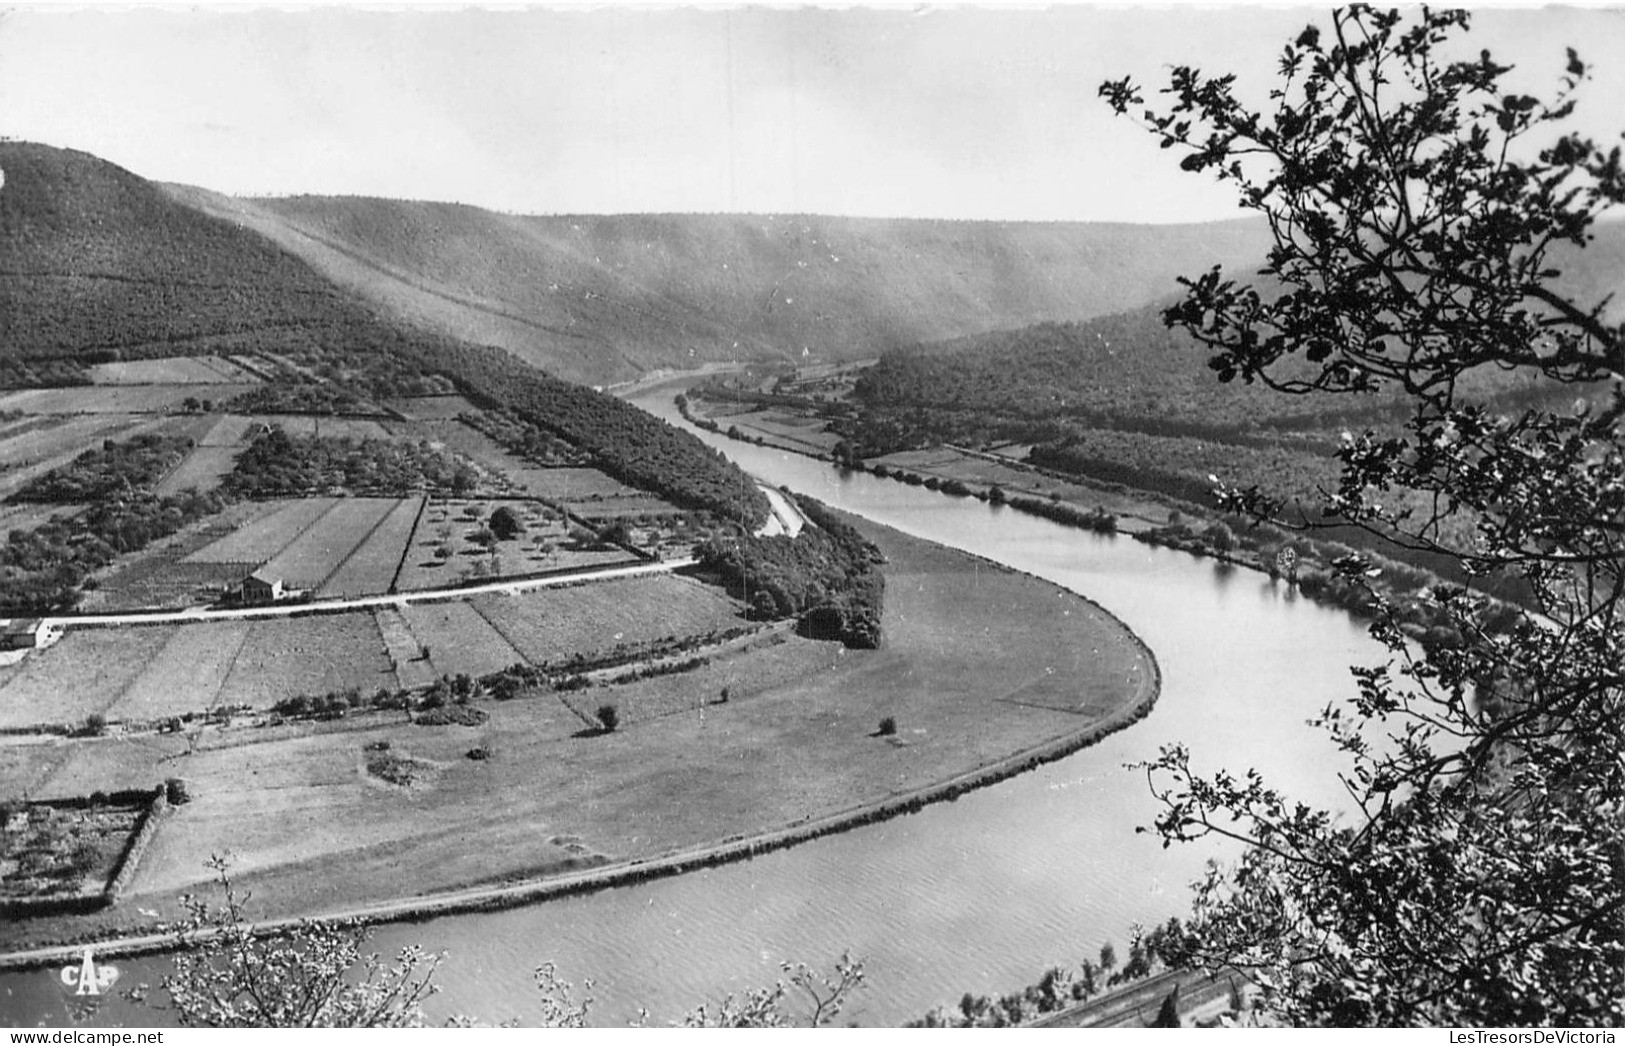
xmin=1027 ymin=967 xmax=1245 ymax=1028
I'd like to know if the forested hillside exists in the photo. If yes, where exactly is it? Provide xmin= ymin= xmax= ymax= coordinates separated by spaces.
xmin=165 ymin=185 xmax=1280 ymax=386
xmin=837 ymin=287 xmax=1624 ymax=555
xmin=0 ymin=142 xmax=346 ymax=360
xmin=0 ymin=142 xmax=768 ymax=528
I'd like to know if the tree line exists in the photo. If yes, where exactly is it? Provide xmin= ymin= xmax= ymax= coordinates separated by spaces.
xmin=695 ymin=494 xmax=884 ymax=649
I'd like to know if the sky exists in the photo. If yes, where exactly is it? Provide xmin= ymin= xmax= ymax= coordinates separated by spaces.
xmin=2 ymin=4 xmax=1623 ymax=223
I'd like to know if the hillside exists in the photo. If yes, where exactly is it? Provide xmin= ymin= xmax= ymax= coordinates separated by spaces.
xmin=162 ymin=185 xmax=1278 ymax=386
xmin=0 ymin=142 xmax=350 ymax=360
xmin=0 ymin=142 xmax=770 ymax=529
xmin=853 ymin=212 xmax=1625 ymax=441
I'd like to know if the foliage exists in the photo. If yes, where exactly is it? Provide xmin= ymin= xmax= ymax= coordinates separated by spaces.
xmin=459 ymin=409 xmax=583 ymax=467
xmin=0 ymin=357 xmax=90 ymax=389
xmin=0 ymin=487 xmax=224 ymax=611
xmin=695 ymin=494 xmax=885 ymax=648
xmin=0 ymin=143 xmax=352 ymax=361
xmin=910 ymin=924 xmax=1190 ymax=1027
xmin=674 ymin=952 xmax=865 ymax=1028
xmin=389 ymin=336 xmax=771 ymax=527
xmin=488 ymin=505 xmax=524 ymax=541
xmin=1102 ymin=6 xmax=1624 ymax=1026
xmin=1151 ymin=986 xmax=1183 ymax=1028
xmin=134 ymin=856 xmax=441 ymax=1027
xmin=1 ymin=141 xmax=768 ymax=528
xmin=1005 ymin=493 xmax=1119 ymax=534
xmin=11 ymin=433 xmax=196 ymax=503
xmin=133 ymin=857 xmax=601 ymax=1028
xmin=223 ymin=427 xmax=477 ymax=497
xmin=595 ymin=703 xmax=619 ymax=733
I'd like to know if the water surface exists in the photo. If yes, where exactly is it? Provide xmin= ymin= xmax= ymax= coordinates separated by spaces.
xmin=2 ymin=385 xmax=1376 ymax=1027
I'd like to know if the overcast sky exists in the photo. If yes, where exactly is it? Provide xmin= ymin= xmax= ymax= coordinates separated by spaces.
xmin=2 ymin=4 xmax=1623 ymax=223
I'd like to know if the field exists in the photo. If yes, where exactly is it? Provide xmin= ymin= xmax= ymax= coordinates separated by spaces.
xmin=104 ymin=621 xmax=251 ymax=722
xmin=216 ymin=613 xmax=396 ymax=708
xmin=1 ymin=800 xmax=146 ymax=905
xmin=0 ymin=609 xmax=409 ymax=727
xmin=197 ymin=414 xmax=259 ymax=447
xmin=397 ymin=418 xmax=679 ymax=511
xmin=555 ymin=626 xmax=806 ymax=729
xmin=697 ymin=404 xmax=846 ymax=455
xmin=0 ymin=626 xmax=177 ymax=731
xmin=395 ymin=498 xmax=631 ymax=591
xmin=259 ymin=498 xmax=402 ymax=590
xmin=185 ymin=498 xmax=339 ymax=564
xmin=469 ymin=574 xmax=743 ymax=665
xmin=385 ymin=395 xmax=478 ymax=420
xmin=0 ymin=416 xmax=153 ymax=499
xmin=251 ymin=415 xmax=395 ymax=441
xmin=151 ymin=445 xmax=241 ymax=496
xmin=0 ymin=503 xmax=82 ymax=537
xmin=373 ymin=607 xmax=436 ymax=690
xmin=0 ymin=515 xmax=1157 ymax=949
xmin=80 ymin=500 xmax=266 ymax=611
xmin=0 ymin=385 xmax=257 ymax=415
xmin=0 ymin=415 xmax=141 ymax=464
xmin=398 ymin=601 xmax=526 ymax=679
xmin=563 ymin=494 xmax=687 ymax=521
xmin=515 ymin=467 xmax=641 ymax=500
xmin=88 ymin=357 xmax=263 ymax=385
xmin=873 ymin=446 xmax=1174 ymax=533
xmin=315 ymin=496 xmax=423 ymax=598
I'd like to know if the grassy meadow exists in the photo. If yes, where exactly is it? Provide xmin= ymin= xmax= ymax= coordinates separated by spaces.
xmin=0 ymin=516 xmax=1155 ymax=950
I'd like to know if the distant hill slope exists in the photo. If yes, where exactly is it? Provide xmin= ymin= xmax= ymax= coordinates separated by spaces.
xmin=0 ymin=141 xmax=771 ymax=525
xmin=0 ymin=142 xmax=355 ymax=360
xmin=162 ymin=185 xmax=1279 ymax=385
xmin=861 ymin=212 xmax=1625 ymax=430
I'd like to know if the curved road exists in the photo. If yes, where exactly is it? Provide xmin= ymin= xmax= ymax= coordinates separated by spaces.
xmin=36 ymin=484 xmax=798 ymax=632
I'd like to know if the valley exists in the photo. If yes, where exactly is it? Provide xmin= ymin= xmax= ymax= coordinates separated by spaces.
xmin=0 ymin=142 xmax=1160 ymax=968
xmin=2 ymin=3 xmax=1618 ymax=1029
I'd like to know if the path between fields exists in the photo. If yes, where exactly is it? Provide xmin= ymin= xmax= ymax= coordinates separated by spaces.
xmin=38 ymin=558 xmax=696 ymax=630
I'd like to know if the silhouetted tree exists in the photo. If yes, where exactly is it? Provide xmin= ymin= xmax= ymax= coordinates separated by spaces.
xmin=1103 ymin=6 xmax=1624 ymax=1026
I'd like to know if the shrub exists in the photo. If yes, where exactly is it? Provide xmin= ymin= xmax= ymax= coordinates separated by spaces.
xmin=596 ymin=704 xmax=619 ymax=733
xmin=877 ymin=716 xmax=897 ymax=737
xmin=489 ymin=505 xmax=524 ymax=541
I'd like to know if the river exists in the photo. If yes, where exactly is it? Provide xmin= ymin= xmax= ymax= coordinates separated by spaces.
xmin=2 ymin=383 xmax=1376 ymax=1028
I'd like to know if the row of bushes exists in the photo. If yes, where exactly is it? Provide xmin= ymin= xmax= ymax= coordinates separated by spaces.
xmin=1136 ymin=518 xmax=1525 ymax=650
xmin=1004 ymin=494 xmax=1118 ymax=534
xmin=265 ymin=627 xmax=766 ymax=725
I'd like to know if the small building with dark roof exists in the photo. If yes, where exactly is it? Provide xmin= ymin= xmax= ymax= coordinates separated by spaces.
xmin=0 ymin=619 xmax=50 ymax=650
xmin=239 ymin=571 xmax=284 ymax=605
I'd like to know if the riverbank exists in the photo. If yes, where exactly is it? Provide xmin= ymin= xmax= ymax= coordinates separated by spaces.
xmin=0 ymin=517 xmax=1158 ymax=966
xmin=677 ymin=385 xmax=1500 ymax=645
